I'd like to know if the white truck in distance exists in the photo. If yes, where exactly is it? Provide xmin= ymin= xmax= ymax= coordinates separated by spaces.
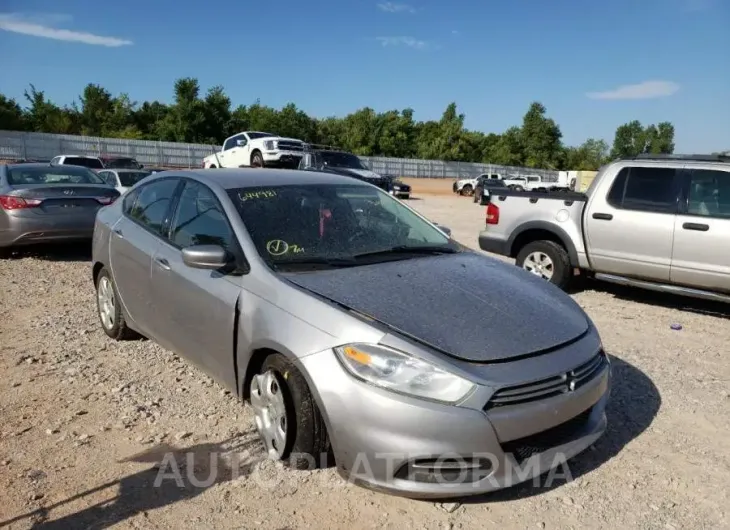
xmin=203 ymin=131 xmax=306 ymax=169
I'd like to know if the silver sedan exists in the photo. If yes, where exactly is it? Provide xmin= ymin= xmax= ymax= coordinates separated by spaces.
xmin=91 ymin=168 xmax=610 ymax=498
xmin=0 ymin=163 xmax=119 ymax=253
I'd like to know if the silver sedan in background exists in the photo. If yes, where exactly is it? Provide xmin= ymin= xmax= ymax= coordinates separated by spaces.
xmin=0 ymin=163 xmax=120 ymax=254
xmin=91 ymin=168 xmax=610 ymax=498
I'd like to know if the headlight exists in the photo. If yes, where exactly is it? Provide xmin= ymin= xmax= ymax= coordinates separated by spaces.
xmin=334 ymin=343 xmax=476 ymax=404
xmin=264 ymin=140 xmax=276 ymax=150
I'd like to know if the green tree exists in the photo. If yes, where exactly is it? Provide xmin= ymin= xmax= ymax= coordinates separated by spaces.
xmin=520 ymin=102 xmax=563 ymax=169
xmin=0 ymin=95 xmax=26 ymax=131
xmin=0 ymin=79 xmax=679 ymax=170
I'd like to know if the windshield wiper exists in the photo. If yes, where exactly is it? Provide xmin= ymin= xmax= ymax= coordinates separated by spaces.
xmin=272 ymin=257 xmax=359 ymax=269
xmin=353 ymin=245 xmax=457 ymax=260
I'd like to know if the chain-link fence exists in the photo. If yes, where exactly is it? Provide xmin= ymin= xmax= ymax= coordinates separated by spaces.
xmin=0 ymin=130 xmax=558 ymax=181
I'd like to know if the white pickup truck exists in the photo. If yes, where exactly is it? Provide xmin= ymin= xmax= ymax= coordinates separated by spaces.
xmin=477 ymin=154 xmax=730 ymax=303
xmin=203 ymin=131 xmax=306 ymax=169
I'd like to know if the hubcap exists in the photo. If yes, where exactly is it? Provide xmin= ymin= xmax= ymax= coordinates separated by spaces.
xmin=523 ymin=251 xmax=554 ymax=280
xmin=250 ymin=371 xmax=288 ymax=459
xmin=97 ymin=277 xmax=115 ymax=329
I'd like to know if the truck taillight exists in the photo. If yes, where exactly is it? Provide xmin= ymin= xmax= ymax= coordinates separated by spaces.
xmin=486 ymin=203 xmax=499 ymax=225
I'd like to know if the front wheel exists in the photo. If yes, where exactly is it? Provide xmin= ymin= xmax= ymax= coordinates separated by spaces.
xmin=249 ymin=354 xmax=330 ymax=469
xmin=251 ymin=151 xmax=264 ymax=168
xmin=515 ymin=240 xmax=572 ymax=289
xmin=460 ymin=184 xmax=473 ymax=196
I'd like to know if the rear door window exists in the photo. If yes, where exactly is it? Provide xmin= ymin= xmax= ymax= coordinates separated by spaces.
xmin=687 ymin=169 xmax=730 ymax=219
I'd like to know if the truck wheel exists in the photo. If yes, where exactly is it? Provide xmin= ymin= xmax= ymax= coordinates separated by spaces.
xmin=251 ymin=151 xmax=264 ymax=168
xmin=473 ymin=190 xmax=480 ymax=203
xmin=460 ymin=184 xmax=473 ymax=196
xmin=208 ymin=165 xmax=217 ymax=169
xmin=250 ymin=354 xmax=330 ymax=469
xmin=516 ymin=240 xmax=572 ymax=289
xmin=513 ymin=185 xmax=524 ymax=192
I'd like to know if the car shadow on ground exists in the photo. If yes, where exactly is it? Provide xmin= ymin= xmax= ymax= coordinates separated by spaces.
xmin=584 ymin=280 xmax=730 ymax=320
xmin=455 ymin=354 xmax=661 ymax=505
xmin=2 ymin=243 xmax=92 ymax=262
xmin=1 ymin=434 xmax=266 ymax=529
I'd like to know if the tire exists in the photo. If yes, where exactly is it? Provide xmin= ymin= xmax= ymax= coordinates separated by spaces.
xmin=208 ymin=165 xmax=217 ymax=169
xmin=473 ymin=189 xmax=480 ymax=203
xmin=460 ymin=184 xmax=473 ymax=196
xmin=513 ymin=185 xmax=524 ymax=192
xmin=251 ymin=151 xmax=264 ymax=168
xmin=95 ymin=267 xmax=140 ymax=340
xmin=515 ymin=240 xmax=572 ymax=289
xmin=250 ymin=353 xmax=330 ymax=470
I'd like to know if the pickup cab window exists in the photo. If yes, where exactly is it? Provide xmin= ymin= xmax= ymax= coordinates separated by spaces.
xmin=607 ymin=167 xmax=679 ymax=213
xmin=687 ymin=169 xmax=730 ymax=219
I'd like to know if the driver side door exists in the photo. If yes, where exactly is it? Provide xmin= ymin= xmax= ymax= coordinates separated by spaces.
xmin=227 ymin=134 xmax=249 ymax=168
xmin=149 ymin=179 xmax=243 ymax=391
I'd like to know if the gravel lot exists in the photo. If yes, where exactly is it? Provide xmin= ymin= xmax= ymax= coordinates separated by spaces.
xmin=1 ymin=192 xmax=728 ymax=530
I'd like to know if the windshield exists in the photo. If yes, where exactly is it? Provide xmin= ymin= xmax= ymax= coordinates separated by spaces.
xmin=118 ymin=170 xmax=152 ymax=187
xmin=104 ymin=158 xmax=141 ymax=169
xmin=8 ymin=165 xmax=105 ymax=185
xmin=321 ymin=152 xmax=368 ymax=170
xmin=228 ymin=183 xmax=454 ymax=268
xmin=247 ymin=132 xmax=275 ymax=140
xmin=63 ymin=157 xmax=104 ymax=169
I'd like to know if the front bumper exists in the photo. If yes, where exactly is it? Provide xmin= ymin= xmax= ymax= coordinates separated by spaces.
xmin=263 ymin=150 xmax=303 ymax=168
xmin=0 ymin=210 xmax=99 ymax=248
xmin=299 ymin=349 xmax=610 ymax=499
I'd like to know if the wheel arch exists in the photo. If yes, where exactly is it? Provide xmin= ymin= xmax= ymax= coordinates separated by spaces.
xmin=508 ymin=221 xmax=579 ymax=267
xmin=92 ymin=261 xmax=105 ymax=286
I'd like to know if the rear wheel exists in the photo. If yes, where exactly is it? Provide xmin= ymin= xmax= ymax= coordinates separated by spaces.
xmin=249 ymin=354 xmax=330 ymax=469
xmin=95 ymin=268 xmax=140 ymax=340
xmin=515 ymin=240 xmax=572 ymax=289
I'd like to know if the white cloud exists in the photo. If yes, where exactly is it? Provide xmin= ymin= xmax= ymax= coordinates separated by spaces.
xmin=377 ymin=2 xmax=416 ymax=13
xmin=586 ymin=80 xmax=680 ymax=100
xmin=0 ymin=12 xmax=132 ymax=47
xmin=376 ymin=36 xmax=431 ymax=50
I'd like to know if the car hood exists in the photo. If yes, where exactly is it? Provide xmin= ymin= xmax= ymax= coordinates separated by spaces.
xmin=274 ymin=136 xmax=304 ymax=143
xmin=458 ymin=178 xmax=477 ymax=185
xmin=283 ymin=252 xmax=590 ymax=363
xmin=332 ymin=167 xmax=383 ymax=180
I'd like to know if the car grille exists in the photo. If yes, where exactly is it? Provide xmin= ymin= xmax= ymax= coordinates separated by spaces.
xmin=484 ymin=350 xmax=607 ymax=410
xmin=277 ymin=141 xmax=304 ymax=152
xmin=500 ymin=406 xmax=594 ymax=463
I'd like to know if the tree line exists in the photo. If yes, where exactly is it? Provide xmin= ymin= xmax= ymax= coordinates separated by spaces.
xmin=0 ymin=78 xmax=676 ymax=170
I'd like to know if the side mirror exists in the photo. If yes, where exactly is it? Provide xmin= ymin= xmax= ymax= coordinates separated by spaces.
xmin=138 ymin=164 xmax=144 ymax=169
xmin=182 ymin=245 xmax=230 ymax=270
xmin=435 ymin=224 xmax=452 ymax=236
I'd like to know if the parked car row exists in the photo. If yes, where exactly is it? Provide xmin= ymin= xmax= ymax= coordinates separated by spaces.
xmin=478 ymin=153 xmax=730 ymax=303
xmin=454 ymin=172 xmax=574 ymax=204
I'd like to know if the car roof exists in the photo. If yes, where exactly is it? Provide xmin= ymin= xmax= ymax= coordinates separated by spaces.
xmin=156 ymin=168 xmax=370 ymax=190
xmin=60 ymin=154 xmax=100 ymax=159
xmin=99 ymin=155 xmax=136 ymax=160
xmin=5 ymin=162 xmax=54 ymax=170
xmin=108 ymin=168 xmax=149 ymax=173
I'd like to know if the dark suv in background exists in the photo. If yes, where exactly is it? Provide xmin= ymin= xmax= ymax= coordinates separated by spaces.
xmin=298 ymin=145 xmax=411 ymax=199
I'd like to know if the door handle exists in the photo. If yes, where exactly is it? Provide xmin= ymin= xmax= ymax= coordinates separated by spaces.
xmin=682 ymin=222 xmax=709 ymax=232
xmin=154 ymin=257 xmax=171 ymax=270
xmin=112 ymin=227 xmax=124 ymax=238
xmin=592 ymin=213 xmax=613 ymax=220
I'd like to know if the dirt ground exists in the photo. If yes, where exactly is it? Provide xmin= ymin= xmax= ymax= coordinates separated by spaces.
xmin=1 ymin=194 xmax=729 ymax=530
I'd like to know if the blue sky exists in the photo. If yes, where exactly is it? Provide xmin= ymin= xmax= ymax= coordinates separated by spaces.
xmin=1 ymin=0 xmax=728 ymax=152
